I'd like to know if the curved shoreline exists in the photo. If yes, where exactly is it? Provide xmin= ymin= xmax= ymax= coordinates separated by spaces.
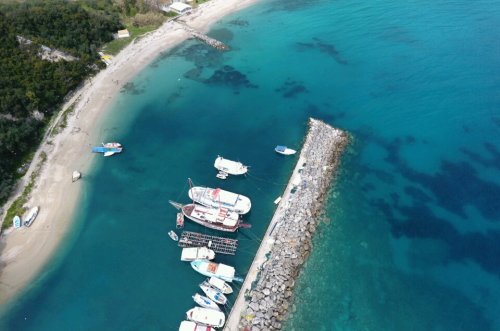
xmin=225 ymin=119 xmax=349 ymax=330
xmin=0 ymin=0 xmax=260 ymax=306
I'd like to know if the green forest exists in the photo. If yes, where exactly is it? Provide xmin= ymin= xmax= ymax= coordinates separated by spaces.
xmin=0 ymin=0 xmax=166 ymax=211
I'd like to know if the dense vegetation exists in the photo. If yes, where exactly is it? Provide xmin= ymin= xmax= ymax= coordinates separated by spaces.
xmin=0 ymin=1 xmax=131 ymax=212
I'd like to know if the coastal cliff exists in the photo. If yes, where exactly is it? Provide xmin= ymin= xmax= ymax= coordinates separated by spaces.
xmin=225 ymin=118 xmax=349 ymax=330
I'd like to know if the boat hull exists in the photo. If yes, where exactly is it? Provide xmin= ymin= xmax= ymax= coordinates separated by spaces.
xmin=189 ymin=187 xmax=251 ymax=215
xmin=200 ymin=283 xmax=227 ymax=305
xmin=182 ymin=204 xmax=240 ymax=233
xmin=186 ymin=307 xmax=225 ymax=328
xmin=193 ymin=293 xmax=221 ymax=311
xmin=191 ymin=260 xmax=236 ymax=283
xmin=214 ymin=156 xmax=248 ymax=175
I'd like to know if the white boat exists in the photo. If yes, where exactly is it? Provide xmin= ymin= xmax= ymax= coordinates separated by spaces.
xmin=189 ymin=185 xmax=251 ymax=214
xmin=275 ymin=145 xmax=296 ymax=155
xmin=168 ymin=230 xmax=179 ymax=241
xmin=186 ymin=307 xmax=225 ymax=328
xmin=216 ymin=172 xmax=227 ymax=180
xmin=200 ymin=283 xmax=227 ymax=305
xmin=191 ymin=259 xmax=240 ymax=283
xmin=102 ymin=142 xmax=122 ymax=148
xmin=208 ymin=277 xmax=233 ymax=295
xmin=178 ymin=320 xmax=214 ymax=331
xmin=23 ymin=206 xmax=39 ymax=227
xmin=192 ymin=293 xmax=221 ymax=311
xmin=169 ymin=201 xmax=243 ymax=233
xmin=13 ymin=215 xmax=21 ymax=228
xmin=72 ymin=171 xmax=81 ymax=182
xmin=214 ymin=156 xmax=248 ymax=175
xmin=181 ymin=247 xmax=216 ymax=261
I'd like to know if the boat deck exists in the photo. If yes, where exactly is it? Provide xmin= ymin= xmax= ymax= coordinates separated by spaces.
xmin=178 ymin=231 xmax=238 ymax=255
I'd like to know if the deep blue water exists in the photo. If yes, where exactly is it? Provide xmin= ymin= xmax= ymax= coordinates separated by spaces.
xmin=1 ymin=0 xmax=500 ymax=330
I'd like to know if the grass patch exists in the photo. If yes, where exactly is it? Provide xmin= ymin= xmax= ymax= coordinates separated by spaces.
xmin=50 ymin=102 xmax=76 ymax=137
xmin=3 ymin=152 xmax=47 ymax=230
xmin=102 ymin=24 xmax=160 ymax=55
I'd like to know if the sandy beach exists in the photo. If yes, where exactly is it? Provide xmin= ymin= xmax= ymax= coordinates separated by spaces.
xmin=0 ymin=0 xmax=259 ymax=305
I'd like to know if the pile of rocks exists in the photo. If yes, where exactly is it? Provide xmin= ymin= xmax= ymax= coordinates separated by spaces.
xmin=236 ymin=118 xmax=348 ymax=330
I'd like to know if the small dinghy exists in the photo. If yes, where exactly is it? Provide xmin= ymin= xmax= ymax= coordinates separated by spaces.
xmin=192 ymin=293 xmax=221 ymax=311
xmin=275 ymin=145 xmax=296 ymax=155
xmin=200 ymin=283 xmax=227 ymax=305
xmin=23 ymin=206 xmax=39 ymax=227
xmin=13 ymin=215 xmax=21 ymax=229
xmin=216 ymin=171 xmax=228 ymax=180
xmin=168 ymin=230 xmax=179 ymax=241
xmin=176 ymin=212 xmax=184 ymax=229
xmin=178 ymin=320 xmax=214 ymax=331
xmin=72 ymin=171 xmax=81 ymax=182
xmin=207 ymin=277 xmax=233 ymax=295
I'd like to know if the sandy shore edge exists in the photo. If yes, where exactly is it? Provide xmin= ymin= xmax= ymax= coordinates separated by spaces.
xmin=0 ymin=0 xmax=259 ymax=306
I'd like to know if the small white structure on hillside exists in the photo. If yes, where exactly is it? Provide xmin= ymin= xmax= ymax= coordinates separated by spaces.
xmin=169 ymin=2 xmax=192 ymax=14
xmin=117 ymin=29 xmax=130 ymax=38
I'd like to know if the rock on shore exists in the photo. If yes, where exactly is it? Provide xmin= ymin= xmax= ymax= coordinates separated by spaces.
xmin=234 ymin=118 xmax=349 ymax=330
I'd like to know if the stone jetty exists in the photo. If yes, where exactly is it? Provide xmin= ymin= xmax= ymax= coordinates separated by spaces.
xmin=224 ymin=118 xmax=349 ymax=331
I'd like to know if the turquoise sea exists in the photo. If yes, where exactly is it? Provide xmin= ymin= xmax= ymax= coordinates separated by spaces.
xmin=2 ymin=0 xmax=500 ymax=330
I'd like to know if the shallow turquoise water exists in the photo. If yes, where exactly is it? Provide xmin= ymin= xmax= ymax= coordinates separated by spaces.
xmin=2 ymin=0 xmax=500 ymax=330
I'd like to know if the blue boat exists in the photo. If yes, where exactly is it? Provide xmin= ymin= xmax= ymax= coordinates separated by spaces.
xmin=13 ymin=215 xmax=21 ymax=228
xmin=91 ymin=146 xmax=122 ymax=157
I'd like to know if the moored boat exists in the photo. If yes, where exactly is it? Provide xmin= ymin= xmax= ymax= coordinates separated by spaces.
xmin=102 ymin=142 xmax=122 ymax=148
xmin=178 ymin=320 xmax=213 ymax=331
xmin=216 ymin=172 xmax=227 ymax=180
xmin=207 ymin=277 xmax=233 ymax=295
xmin=191 ymin=259 xmax=240 ymax=283
xmin=275 ymin=145 xmax=296 ymax=155
xmin=192 ymin=293 xmax=221 ymax=311
xmin=13 ymin=215 xmax=21 ymax=228
xmin=23 ymin=206 xmax=39 ymax=227
xmin=176 ymin=212 xmax=184 ymax=229
xmin=169 ymin=201 xmax=243 ymax=233
xmin=92 ymin=146 xmax=122 ymax=157
xmin=181 ymin=247 xmax=216 ymax=261
xmin=189 ymin=185 xmax=251 ymax=214
xmin=186 ymin=307 xmax=225 ymax=328
xmin=214 ymin=156 xmax=248 ymax=175
xmin=168 ymin=230 xmax=179 ymax=241
xmin=200 ymin=283 xmax=227 ymax=305
xmin=72 ymin=170 xmax=81 ymax=182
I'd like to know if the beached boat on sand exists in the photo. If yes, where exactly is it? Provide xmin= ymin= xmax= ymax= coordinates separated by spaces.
xmin=192 ymin=293 xmax=221 ymax=311
xmin=169 ymin=201 xmax=245 ymax=233
xmin=92 ymin=146 xmax=122 ymax=157
xmin=191 ymin=259 xmax=241 ymax=283
xmin=189 ymin=184 xmax=251 ymax=214
xmin=181 ymin=247 xmax=216 ymax=261
xmin=186 ymin=307 xmax=225 ymax=328
xmin=214 ymin=156 xmax=248 ymax=175
xmin=178 ymin=320 xmax=214 ymax=331
xmin=13 ymin=215 xmax=21 ymax=228
xmin=206 ymin=277 xmax=233 ymax=295
xmin=200 ymin=283 xmax=227 ymax=305
xmin=23 ymin=206 xmax=39 ymax=227
xmin=275 ymin=145 xmax=296 ymax=155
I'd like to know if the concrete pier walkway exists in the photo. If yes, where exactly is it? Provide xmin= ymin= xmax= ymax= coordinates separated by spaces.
xmin=224 ymin=118 xmax=348 ymax=330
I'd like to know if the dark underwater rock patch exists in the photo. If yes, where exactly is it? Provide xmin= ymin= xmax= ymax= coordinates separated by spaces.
xmin=178 ymin=43 xmax=223 ymax=68
xmin=205 ymin=65 xmax=258 ymax=89
xmin=295 ymin=37 xmax=348 ymax=65
xmin=227 ymin=19 xmax=249 ymax=27
xmin=275 ymin=78 xmax=308 ymax=98
xmin=120 ymin=82 xmax=144 ymax=95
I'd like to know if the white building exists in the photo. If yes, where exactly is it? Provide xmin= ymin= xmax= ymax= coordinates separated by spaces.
xmin=117 ymin=29 xmax=130 ymax=38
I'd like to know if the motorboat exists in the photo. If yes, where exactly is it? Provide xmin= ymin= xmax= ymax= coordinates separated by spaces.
xmin=23 ymin=206 xmax=39 ymax=227
xmin=178 ymin=320 xmax=213 ymax=331
xmin=92 ymin=146 xmax=122 ymax=157
xmin=176 ymin=212 xmax=184 ymax=229
xmin=102 ymin=142 xmax=122 ymax=148
xmin=191 ymin=259 xmax=242 ymax=283
xmin=207 ymin=277 xmax=233 ymax=295
xmin=200 ymin=283 xmax=227 ymax=305
xmin=214 ymin=156 xmax=248 ymax=175
xmin=189 ymin=184 xmax=251 ymax=214
xmin=275 ymin=145 xmax=296 ymax=155
xmin=216 ymin=172 xmax=227 ymax=180
xmin=181 ymin=247 xmax=216 ymax=261
xmin=186 ymin=307 xmax=225 ymax=328
xmin=192 ymin=293 xmax=221 ymax=311
xmin=168 ymin=230 xmax=179 ymax=241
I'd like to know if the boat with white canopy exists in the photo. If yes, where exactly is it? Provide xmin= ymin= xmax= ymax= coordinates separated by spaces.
xmin=214 ymin=156 xmax=248 ymax=175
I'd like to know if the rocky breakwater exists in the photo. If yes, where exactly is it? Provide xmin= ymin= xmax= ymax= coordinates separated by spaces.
xmin=225 ymin=118 xmax=349 ymax=331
